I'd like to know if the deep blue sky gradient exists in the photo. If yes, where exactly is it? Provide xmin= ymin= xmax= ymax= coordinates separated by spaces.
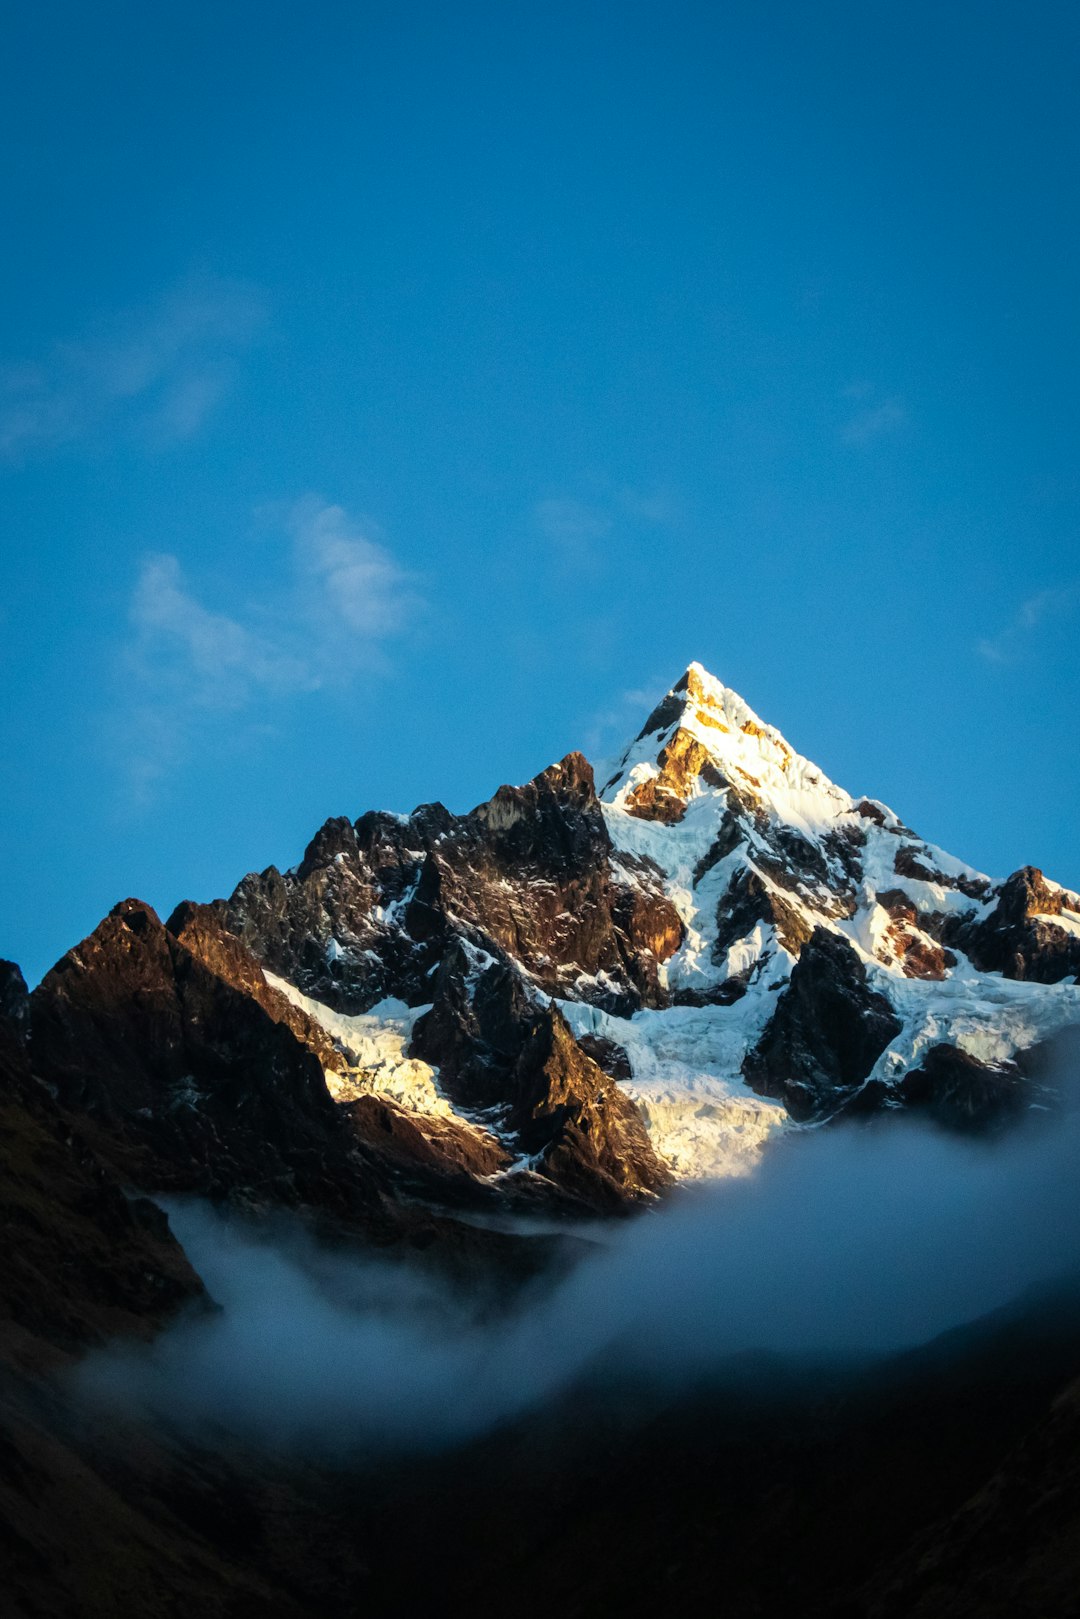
xmin=2 ymin=1 xmax=1079 ymax=983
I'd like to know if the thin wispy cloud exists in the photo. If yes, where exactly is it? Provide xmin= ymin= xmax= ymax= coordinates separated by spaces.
xmin=977 ymin=583 xmax=1080 ymax=664
xmin=581 ymin=676 xmax=673 ymax=764
xmin=129 ymin=554 xmax=314 ymax=710
xmin=532 ymin=497 xmax=613 ymax=553
xmin=840 ymin=394 xmax=907 ymax=446
xmin=531 ymin=486 xmax=678 ymax=574
xmin=119 ymin=498 xmax=422 ymax=801
xmin=0 ymin=274 xmax=266 ymax=463
xmin=288 ymin=498 xmax=420 ymax=642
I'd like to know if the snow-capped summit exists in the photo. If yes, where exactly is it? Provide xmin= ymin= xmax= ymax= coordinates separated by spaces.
xmin=597 ymin=660 xmax=996 ymax=999
xmin=565 ymin=663 xmax=1080 ymax=1171
xmin=23 ymin=662 xmax=1080 ymax=1211
xmin=601 ymin=660 xmax=849 ymax=829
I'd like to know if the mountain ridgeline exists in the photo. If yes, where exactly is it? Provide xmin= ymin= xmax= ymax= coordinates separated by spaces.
xmin=5 ymin=662 xmax=1080 ymax=1619
xmin=9 ymin=661 xmax=1080 ymax=1236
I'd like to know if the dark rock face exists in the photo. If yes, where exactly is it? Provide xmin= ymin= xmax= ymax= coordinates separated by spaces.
xmin=0 ymin=959 xmax=29 ymax=1042
xmin=438 ymin=753 xmax=668 ymax=1007
xmin=343 ymin=1094 xmax=508 ymax=1193
xmin=876 ymin=894 xmax=958 ymax=980
xmin=951 ymin=867 xmax=1080 ymax=983
xmin=166 ymin=900 xmax=345 ymax=1075
xmin=692 ymin=810 xmax=745 ymax=884
xmin=29 ymin=899 xmax=381 ymax=1222
xmin=714 ymin=868 xmax=813 ymax=960
xmin=509 ymin=1010 xmax=672 ymax=1213
xmin=0 ymin=994 xmax=203 ymax=1362
xmin=162 ymin=901 xmax=519 ymax=1210
xmin=886 ymin=927 xmax=956 ymax=980
xmin=743 ymin=928 xmax=902 ymax=1120
xmin=893 ymin=843 xmax=993 ymax=901
xmin=412 ymin=940 xmax=671 ymax=1213
xmin=576 ymin=1033 xmax=633 ymax=1083
xmin=219 ymin=753 xmax=682 ymax=1019
xmin=25 ymin=897 xmax=659 ymax=1226
xmin=897 ymin=1044 xmax=1032 ymax=1133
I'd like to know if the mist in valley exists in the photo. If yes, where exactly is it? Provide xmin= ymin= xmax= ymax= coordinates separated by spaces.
xmin=78 ymin=1081 xmax=1080 ymax=1456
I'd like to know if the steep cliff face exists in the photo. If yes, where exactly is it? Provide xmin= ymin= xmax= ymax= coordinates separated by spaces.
xmin=948 ymin=866 xmax=1080 ymax=982
xmin=25 ymin=895 xmax=661 ymax=1225
xmin=28 ymin=898 xmax=408 ymax=1230
xmin=411 ymin=940 xmax=671 ymax=1211
xmin=742 ymin=928 xmax=902 ymax=1120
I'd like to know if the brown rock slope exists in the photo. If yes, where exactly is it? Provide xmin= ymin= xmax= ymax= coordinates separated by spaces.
xmin=0 ymin=960 xmax=202 ymax=1369
xmin=219 ymin=752 xmax=684 ymax=1016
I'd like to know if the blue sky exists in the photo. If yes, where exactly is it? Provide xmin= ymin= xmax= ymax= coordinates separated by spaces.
xmin=2 ymin=0 xmax=1079 ymax=984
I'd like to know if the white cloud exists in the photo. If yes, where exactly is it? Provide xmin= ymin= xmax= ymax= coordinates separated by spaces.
xmin=840 ymin=395 xmax=907 ymax=446
xmin=118 ymin=498 xmax=422 ymax=800
xmin=0 ymin=274 xmax=266 ymax=462
xmin=532 ymin=498 xmax=613 ymax=550
xmin=530 ymin=486 xmax=677 ymax=575
xmin=977 ymin=584 xmax=1079 ymax=664
xmin=287 ymin=498 xmax=420 ymax=642
xmin=129 ymin=554 xmax=313 ymax=709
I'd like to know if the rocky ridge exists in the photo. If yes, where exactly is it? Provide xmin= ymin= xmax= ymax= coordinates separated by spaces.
xmin=8 ymin=661 xmax=1080 ymax=1224
xmin=209 ymin=659 xmax=1080 ymax=1181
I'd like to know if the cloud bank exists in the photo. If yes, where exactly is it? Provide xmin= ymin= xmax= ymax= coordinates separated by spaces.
xmin=79 ymin=1095 xmax=1080 ymax=1457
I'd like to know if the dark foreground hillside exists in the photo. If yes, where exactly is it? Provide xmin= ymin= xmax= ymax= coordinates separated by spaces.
xmin=3 ymin=1066 xmax=1080 ymax=1619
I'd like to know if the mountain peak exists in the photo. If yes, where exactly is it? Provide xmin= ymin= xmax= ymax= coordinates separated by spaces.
xmin=602 ymin=663 xmax=837 ymax=827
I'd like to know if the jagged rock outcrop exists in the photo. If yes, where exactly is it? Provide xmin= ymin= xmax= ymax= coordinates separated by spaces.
xmin=163 ymin=901 xmax=522 ymax=1207
xmin=29 ymin=898 xmax=385 ymax=1221
xmin=14 ymin=660 xmax=1080 ymax=1211
xmin=510 ymin=1009 xmax=672 ymax=1211
xmin=412 ymin=940 xmax=672 ymax=1212
xmin=220 ymin=753 xmax=683 ymax=1019
xmin=166 ymin=899 xmax=346 ymax=1075
xmin=615 ymin=663 xmax=781 ymax=825
xmin=25 ymin=898 xmax=656 ymax=1224
xmin=714 ymin=867 xmax=813 ymax=959
xmin=876 ymin=890 xmax=958 ymax=980
xmin=343 ymin=1092 xmax=507 ymax=1188
xmin=743 ymin=927 xmax=902 ymax=1120
xmin=892 ymin=842 xmax=992 ymax=900
xmin=184 ymin=661 xmax=1080 ymax=1182
xmin=623 ymin=725 xmax=729 ymax=822
xmin=897 ymin=1044 xmax=1033 ymax=1134
xmin=948 ymin=866 xmax=1080 ymax=983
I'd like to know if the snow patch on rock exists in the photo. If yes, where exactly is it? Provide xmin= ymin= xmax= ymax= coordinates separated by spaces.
xmin=265 ymin=973 xmax=477 ymax=1129
xmin=559 ymin=997 xmax=787 ymax=1180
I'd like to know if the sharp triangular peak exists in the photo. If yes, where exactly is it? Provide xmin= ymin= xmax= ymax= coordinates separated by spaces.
xmin=601 ymin=661 xmax=843 ymax=823
xmin=671 ymin=661 xmax=783 ymax=741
